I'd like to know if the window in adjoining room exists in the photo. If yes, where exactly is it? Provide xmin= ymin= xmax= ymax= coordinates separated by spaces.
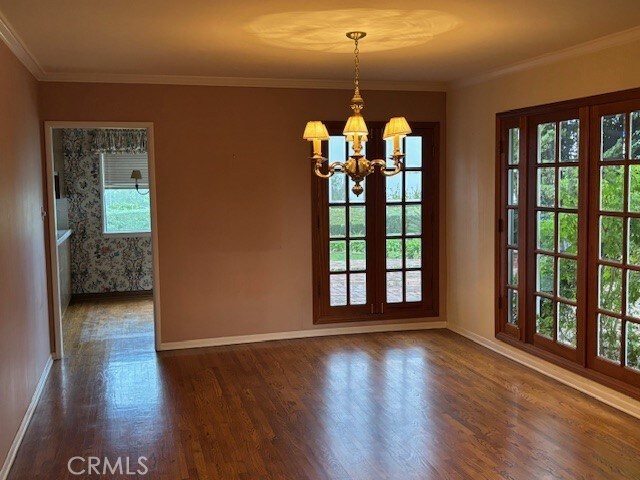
xmin=101 ymin=153 xmax=151 ymax=235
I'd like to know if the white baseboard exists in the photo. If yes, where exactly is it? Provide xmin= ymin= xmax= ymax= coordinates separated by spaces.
xmin=448 ymin=324 xmax=640 ymax=419
xmin=158 ymin=321 xmax=447 ymax=351
xmin=0 ymin=355 xmax=53 ymax=480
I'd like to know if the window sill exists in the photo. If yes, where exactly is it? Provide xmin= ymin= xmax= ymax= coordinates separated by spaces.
xmin=103 ymin=231 xmax=151 ymax=238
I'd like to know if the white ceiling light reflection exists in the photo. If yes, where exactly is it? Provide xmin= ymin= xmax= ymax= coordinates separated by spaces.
xmin=246 ymin=9 xmax=461 ymax=53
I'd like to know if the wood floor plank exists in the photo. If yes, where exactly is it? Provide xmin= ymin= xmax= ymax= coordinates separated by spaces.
xmin=7 ymin=297 xmax=640 ymax=479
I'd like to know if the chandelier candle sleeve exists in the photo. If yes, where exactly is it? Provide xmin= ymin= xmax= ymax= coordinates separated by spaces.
xmin=303 ymin=31 xmax=411 ymax=196
xmin=303 ymin=121 xmax=330 ymax=157
xmin=383 ymin=117 xmax=412 ymax=154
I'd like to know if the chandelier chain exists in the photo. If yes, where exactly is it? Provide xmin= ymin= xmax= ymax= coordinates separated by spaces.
xmin=353 ymin=37 xmax=360 ymax=93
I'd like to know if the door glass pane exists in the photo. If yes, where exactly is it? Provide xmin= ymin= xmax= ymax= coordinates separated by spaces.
xmin=386 ymin=173 xmax=403 ymax=202
xmin=349 ymin=273 xmax=366 ymax=305
xmin=349 ymin=240 xmax=366 ymax=271
xmin=386 ymin=206 xmax=402 ymax=236
xmin=329 ymin=136 xmax=346 ymax=161
xmin=508 ymin=210 xmax=518 ymax=246
xmin=329 ymin=175 xmax=346 ymax=204
xmin=626 ymin=322 xmax=640 ymax=371
xmin=507 ymin=288 xmax=518 ymax=325
xmin=386 ymin=239 xmax=403 ymax=269
xmin=557 ymin=303 xmax=577 ymax=347
xmin=600 ymin=216 xmax=623 ymax=262
xmin=405 ymin=205 xmax=422 ymax=235
xmin=632 ymin=111 xmax=640 ymax=159
xmin=508 ymin=249 xmax=518 ymax=286
xmin=598 ymin=314 xmax=621 ymax=363
xmin=599 ymin=265 xmax=622 ymax=314
xmin=558 ymin=213 xmax=578 ymax=254
xmin=628 ymin=270 xmax=640 ymax=319
xmin=329 ymin=274 xmax=347 ymax=306
xmin=406 ymin=271 xmax=422 ymax=302
xmin=329 ymin=207 xmax=346 ymax=238
xmin=537 ymin=212 xmax=555 ymax=251
xmin=537 ymin=168 xmax=556 ymax=207
xmin=386 ymin=272 xmax=403 ymax=303
xmin=508 ymin=169 xmax=519 ymax=206
xmin=508 ymin=128 xmax=519 ymax=165
xmin=559 ymin=167 xmax=579 ymax=209
xmin=538 ymin=123 xmax=556 ymax=163
xmin=536 ymin=254 xmax=554 ymax=294
xmin=630 ymin=164 xmax=640 ymax=213
xmin=600 ymin=165 xmax=624 ymax=212
xmin=629 ymin=218 xmax=640 ymax=266
xmin=329 ymin=241 xmax=346 ymax=272
xmin=601 ymin=114 xmax=626 ymax=160
xmin=349 ymin=206 xmax=366 ymax=237
xmin=558 ymin=258 xmax=577 ymax=301
xmin=404 ymin=136 xmax=422 ymax=168
xmin=536 ymin=296 xmax=554 ymax=338
xmin=405 ymin=171 xmax=422 ymax=202
xmin=405 ymin=238 xmax=421 ymax=268
xmin=560 ymin=119 xmax=579 ymax=162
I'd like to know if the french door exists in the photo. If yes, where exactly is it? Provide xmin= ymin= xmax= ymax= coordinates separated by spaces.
xmin=497 ymin=92 xmax=640 ymax=393
xmin=312 ymin=122 xmax=439 ymax=324
xmin=527 ymin=109 xmax=588 ymax=364
xmin=588 ymin=100 xmax=640 ymax=384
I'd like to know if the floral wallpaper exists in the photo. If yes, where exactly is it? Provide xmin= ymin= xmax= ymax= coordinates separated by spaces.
xmin=63 ymin=129 xmax=153 ymax=294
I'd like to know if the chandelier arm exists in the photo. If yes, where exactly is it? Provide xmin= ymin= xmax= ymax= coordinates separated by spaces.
xmin=369 ymin=158 xmax=404 ymax=177
xmin=329 ymin=161 xmax=345 ymax=172
xmin=313 ymin=160 xmax=343 ymax=179
xmin=381 ymin=162 xmax=403 ymax=177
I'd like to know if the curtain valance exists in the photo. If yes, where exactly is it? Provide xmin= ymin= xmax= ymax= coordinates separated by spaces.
xmin=92 ymin=129 xmax=147 ymax=154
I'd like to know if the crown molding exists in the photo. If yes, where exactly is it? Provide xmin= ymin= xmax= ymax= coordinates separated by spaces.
xmin=39 ymin=71 xmax=448 ymax=92
xmin=451 ymin=25 xmax=640 ymax=90
xmin=0 ymin=9 xmax=44 ymax=79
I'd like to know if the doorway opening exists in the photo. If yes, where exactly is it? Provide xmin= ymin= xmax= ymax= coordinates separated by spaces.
xmin=44 ymin=122 xmax=161 ymax=358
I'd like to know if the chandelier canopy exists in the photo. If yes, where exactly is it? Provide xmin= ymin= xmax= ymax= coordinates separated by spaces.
xmin=303 ymin=31 xmax=410 ymax=196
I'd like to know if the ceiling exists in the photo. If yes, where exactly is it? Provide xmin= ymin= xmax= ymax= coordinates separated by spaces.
xmin=1 ymin=0 xmax=640 ymax=86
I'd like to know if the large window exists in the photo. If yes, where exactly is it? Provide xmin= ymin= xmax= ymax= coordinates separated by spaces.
xmin=497 ymin=89 xmax=640 ymax=394
xmin=312 ymin=122 xmax=439 ymax=324
xmin=101 ymin=153 xmax=151 ymax=235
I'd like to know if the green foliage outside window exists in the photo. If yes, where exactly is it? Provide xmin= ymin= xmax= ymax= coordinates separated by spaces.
xmin=536 ymin=115 xmax=640 ymax=366
xmin=104 ymin=189 xmax=151 ymax=233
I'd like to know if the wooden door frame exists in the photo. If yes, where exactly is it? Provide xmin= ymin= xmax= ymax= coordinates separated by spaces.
xmin=43 ymin=121 xmax=162 ymax=358
xmin=311 ymin=121 xmax=440 ymax=324
xmin=495 ymin=86 xmax=640 ymax=398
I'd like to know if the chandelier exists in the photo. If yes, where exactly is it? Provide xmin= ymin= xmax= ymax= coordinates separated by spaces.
xmin=303 ymin=31 xmax=411 ymax=196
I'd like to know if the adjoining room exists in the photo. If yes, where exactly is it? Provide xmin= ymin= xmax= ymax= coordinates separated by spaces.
xmin=47 ymin=126 xmax=157 ymax=359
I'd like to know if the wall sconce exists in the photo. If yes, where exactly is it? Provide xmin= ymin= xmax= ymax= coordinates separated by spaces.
xmin=130 ymin=169 xmax=149 ymax=195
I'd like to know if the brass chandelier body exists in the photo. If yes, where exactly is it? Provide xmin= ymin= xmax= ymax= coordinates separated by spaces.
xmin=303 ymin=31 xmax=411 ymax=196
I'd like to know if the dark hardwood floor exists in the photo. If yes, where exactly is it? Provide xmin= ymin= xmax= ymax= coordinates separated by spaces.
xmin=8 ymin=297 xmax=640 ymax=479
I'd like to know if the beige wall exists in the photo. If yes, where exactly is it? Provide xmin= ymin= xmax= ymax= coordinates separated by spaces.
xmin=39 ymin=83 xmax=447 ymax=343
xmin=447 ymin=39 xmax=640 ymax=340
xmin=0 ymin=42 xmax=51 ymax=465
